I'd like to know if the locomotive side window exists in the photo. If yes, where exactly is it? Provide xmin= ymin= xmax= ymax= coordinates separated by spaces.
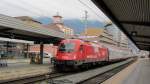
xmin=59 ymin=43 xmax=75 ymax=52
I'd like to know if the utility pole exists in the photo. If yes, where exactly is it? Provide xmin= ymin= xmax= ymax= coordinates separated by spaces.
xmin=84 ymin=10 xmax=88 ymax=36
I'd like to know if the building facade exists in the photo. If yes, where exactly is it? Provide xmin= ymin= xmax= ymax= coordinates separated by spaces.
xmin=106 ymin=24 xmax=129 ymax=48
xmin=0 ymin=41 xmax=29 ymax=59
xmin=29 ymin=44 xmax=58 ymax=57
xmin=80 ymin=28 xmax=117 ymax=45
xmin=44 ymin=14 xmax=74 ymax=36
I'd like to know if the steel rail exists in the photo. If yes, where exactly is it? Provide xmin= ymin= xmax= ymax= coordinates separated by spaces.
xmin=78 ymin=58 xmax=137 ymax=84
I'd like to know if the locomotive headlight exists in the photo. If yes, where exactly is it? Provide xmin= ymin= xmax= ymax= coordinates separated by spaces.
xmin=73 ymin=55 xmax=76 ymax=59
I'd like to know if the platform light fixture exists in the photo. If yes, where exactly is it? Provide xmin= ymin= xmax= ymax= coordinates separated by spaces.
xmin=131 ymin=31 xmax=137 ymax=36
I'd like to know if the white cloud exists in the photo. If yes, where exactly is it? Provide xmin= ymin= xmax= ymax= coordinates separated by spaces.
xmin=0 ymin=0 xmax=110 ymax=22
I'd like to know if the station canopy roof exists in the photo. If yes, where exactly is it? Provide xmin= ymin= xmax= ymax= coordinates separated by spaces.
xmin=92 ymin=0 xmax=150 ymax=50
xmin=0 ymin=14 xmax=65 ymax=44
xmin=0 ymin=37 xmax=34 ymax=44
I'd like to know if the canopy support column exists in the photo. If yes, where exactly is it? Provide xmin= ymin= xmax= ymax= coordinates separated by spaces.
xmin=40 ymin=42 xmax=44 ymax=64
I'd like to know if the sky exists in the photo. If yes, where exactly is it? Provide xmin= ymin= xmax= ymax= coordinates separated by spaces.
xmin=0 ymin=0 xmax=110 ymax=22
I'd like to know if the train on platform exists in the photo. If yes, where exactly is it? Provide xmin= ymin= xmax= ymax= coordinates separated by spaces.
xmin=52 ymin=39 xmax=133 ymax=70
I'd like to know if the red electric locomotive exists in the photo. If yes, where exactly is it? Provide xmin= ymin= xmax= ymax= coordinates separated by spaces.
xmin=52 ymin=39 xmax=109 ymax=69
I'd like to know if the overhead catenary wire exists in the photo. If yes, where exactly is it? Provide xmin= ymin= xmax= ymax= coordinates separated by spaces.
xmin=18 ymin=0 xmax=53 ymax=18
xmin=1 ymin=0 xmax=109 ymax=24
xmin=1 ymin=0 xmax=44 ymax=17
xmin=78 ymin=0 xmax=110 ymax=25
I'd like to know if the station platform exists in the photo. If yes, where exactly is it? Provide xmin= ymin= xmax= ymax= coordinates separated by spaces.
xmin=102 ymin=58 xmax=150 ymax=84
xmin=0 ymin=58 xmax=52 ymax=81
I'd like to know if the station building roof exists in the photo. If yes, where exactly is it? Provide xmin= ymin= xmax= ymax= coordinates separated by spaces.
xmin=0 ymin=14 xmax=65 ymax=44
xmin=92 ymin=0 xmax=150 ymax=50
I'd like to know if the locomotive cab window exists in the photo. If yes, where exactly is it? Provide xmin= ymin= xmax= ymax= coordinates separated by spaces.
xmin=59 ymin=43 xmax=75 ymax=52
xmin=79 ymin=45 xmax=84 ymax=51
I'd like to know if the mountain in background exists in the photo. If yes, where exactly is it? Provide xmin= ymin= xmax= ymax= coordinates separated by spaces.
xmin=35 ymin=17 xmax=105 ymax=34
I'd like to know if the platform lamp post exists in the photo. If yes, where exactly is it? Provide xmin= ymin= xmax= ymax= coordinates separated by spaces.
xmin=82 ymin=10 xmax=88 ymax=37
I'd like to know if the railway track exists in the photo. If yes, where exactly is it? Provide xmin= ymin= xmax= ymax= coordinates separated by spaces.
xmin=0 ymin=63 xmax=115 ymax=84
xmin=51 ymin=58 xmax=137 ymax=84
xmin=0 ymin=58 xmax=136 ymax=84
xmin=78 ymin=58 xmax=136 ymax=84
xmin=0 ymin=72 xmax=70 ymax=84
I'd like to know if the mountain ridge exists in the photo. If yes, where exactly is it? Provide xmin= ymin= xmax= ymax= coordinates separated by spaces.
xmin=35 ymin=17 xmax=105 ymax=34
